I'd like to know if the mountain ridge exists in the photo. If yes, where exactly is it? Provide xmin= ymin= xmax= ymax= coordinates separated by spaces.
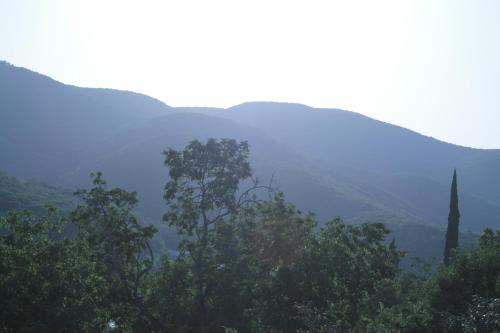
xmin=1 ymin=60 xmax=500 ymax=237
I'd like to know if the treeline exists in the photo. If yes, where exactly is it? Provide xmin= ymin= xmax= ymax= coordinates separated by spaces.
xmin=1 ymin=139 xmax=499 ymax=332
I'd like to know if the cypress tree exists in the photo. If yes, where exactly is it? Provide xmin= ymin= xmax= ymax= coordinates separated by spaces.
xmin=444 ymin=169 xmax=460 ymax=266
xmin=389 ymin=237 xmax=396 ymax=251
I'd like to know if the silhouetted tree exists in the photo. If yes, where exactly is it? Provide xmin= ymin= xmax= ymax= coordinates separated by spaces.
xmin=163 ymin=138 xmax=268 ymax=332
xmin=389 ymin=237 xmax=396 ymax=251
xmin=444 ymin=169 xmax=460 ymax=266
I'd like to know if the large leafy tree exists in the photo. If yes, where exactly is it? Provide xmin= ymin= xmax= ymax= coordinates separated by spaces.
xmin=431 ymin=228 xmax=500 ymax=332
xmin=0 ymin=173 xmax=183 ymax=332
xmin=71 ymin=172 xmax=158 ymax=330
xmin=262 ymin=218 xmax=402 ymax=332
xmin=163 ymin=138 xmax=268 ymax=332
xmin=244 ymin=194 xmax=317 ymax=332
xmin=0 ymin=209 xmax=104 ymax=331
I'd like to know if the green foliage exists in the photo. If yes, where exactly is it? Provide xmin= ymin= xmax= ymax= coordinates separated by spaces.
xmin=163 ymin=138 xmax=252 ymax=236
xmin=283 ymin=220 xmax=402 ymax=332
xmin=163 ymin=138 xmax=265 ymax=332
xmin=0 ymin=209 xmax=105 ymax=331
xmin=429 ymin=228 xmax=500 ymax=332
xmin=2 ymin=139 xmax=499 ymax=332
xmin=0 ymin=171 xmax=74 ymax=216
xmin=239 ymin=193 xmax=317 ymax=332
xmin=71 ymin=172 xmax=158 ymax=330
xmin=0 ymin=173 xmax=169 ymax=331
xmin=311 ymin=221 xmax=400 ymax=327
xmin=211 ymin=193 xmax=403 ymax=333
xmin=447 ymin=295 xmax=500 ymax=333
xmin=250 ymin=193 xmax=315 ymax=271
xmin=147 ymin=256 xmax=193 ymax=332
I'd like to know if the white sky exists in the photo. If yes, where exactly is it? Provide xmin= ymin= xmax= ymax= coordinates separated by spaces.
xmin=1 ymin=0 xmax=500 ymax=148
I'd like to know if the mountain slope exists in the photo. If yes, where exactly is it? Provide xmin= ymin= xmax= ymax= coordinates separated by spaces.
xmin=0 ymin=171 xmax=74 ymax=216
xmin=1 ymin=62 xmax=500 ymax=237
xmin=214 ymin=102 xmax=500 ymax=231
xmin=0 ymin=61 xmax=171 ymax=182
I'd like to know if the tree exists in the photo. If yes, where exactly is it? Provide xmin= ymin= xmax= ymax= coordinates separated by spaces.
xmin=244 ymin=193 xmax=317 ymax=332
xmin=431 ymin=228 xmax=500 ymax=331
xmin=147 ymin=256 xmax=194 ymax=332
xmin=71 ymin=172 xmax=158 ymax=330
xmin=389 ymin=237 xmax=396 ymax=251
xmin=0 ymin=209 xmax=104 ymax=331
xmin=245 ymin=211 xmax=401 ymax=332
xmin=163 ymin=138 xmax=268 ymax=332
xmin=444 ymin=169 xmax=460 ymax=266
xmin=295 ymin=219 xmax=402 ymax=332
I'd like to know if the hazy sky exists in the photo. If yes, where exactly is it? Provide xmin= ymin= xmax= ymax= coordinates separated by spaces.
xmin=1 ymin=0 xmax=500 ymax=148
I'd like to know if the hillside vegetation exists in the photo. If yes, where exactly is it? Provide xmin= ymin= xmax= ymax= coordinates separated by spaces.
xmin=1 ymin=139 xmax=498 ymax=332
xmin=0 ymin=61 xmax=498 ymax=259
xmin=0 ymin=171 xmax=74 ymax=216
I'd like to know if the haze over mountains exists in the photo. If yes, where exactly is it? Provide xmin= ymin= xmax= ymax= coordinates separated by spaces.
xmin=1 ymin=61 xmax=499 ymax=252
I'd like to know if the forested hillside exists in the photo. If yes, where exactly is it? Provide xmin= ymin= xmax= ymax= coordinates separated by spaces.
xmin=0 ymin=171 xmax=74 ymax=216
xmin=1 ymin=61 xmax=499 ymax=260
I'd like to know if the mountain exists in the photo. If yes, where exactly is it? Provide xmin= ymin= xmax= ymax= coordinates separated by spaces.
xmin=1 ymin=61 xmax=500 ymax=260
xmin=216 ymin=102 xmax=500 ymax=231
xmin=0 ymin=61 xmax=171 ymax=182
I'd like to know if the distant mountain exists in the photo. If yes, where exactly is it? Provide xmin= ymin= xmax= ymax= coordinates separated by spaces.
xmin=0 ymin=61 xmax=171 ymax=182
xmin=217 ymin=102 xmax=500 ymax=231
xmin=1 ymin=61 xmax=500 ymax=260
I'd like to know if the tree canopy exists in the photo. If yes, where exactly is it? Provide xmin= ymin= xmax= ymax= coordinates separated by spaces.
xmin=1 ymin=139 xmax=499 ymax=332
